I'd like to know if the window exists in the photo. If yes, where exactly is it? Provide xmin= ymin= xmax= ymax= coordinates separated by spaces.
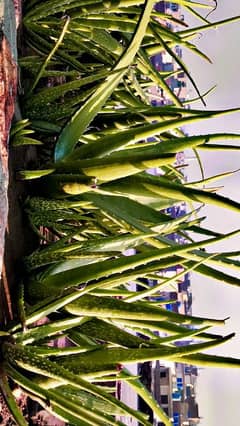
xmin=154 ymin=2 xmax=165 ymax=12
xmin=171 ymin=3 xmax=179 ymax=11
xmin=160 ymin=371 xmax=167 ymax=378
xmin=178 ymin=72 xmax=185 ymax=79
xmin=160 ymin=395 xmax=168 ymax=404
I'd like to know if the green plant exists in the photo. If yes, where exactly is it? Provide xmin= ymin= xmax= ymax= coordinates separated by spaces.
xmin=0 ymin=301 xmax=239 ymax=425
xmin=5 ymin=0 xmax=240 ymax=425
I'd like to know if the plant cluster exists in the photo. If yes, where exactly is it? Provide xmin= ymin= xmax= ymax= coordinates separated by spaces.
xmin=2 ymin=0 xmax=240 ymax=424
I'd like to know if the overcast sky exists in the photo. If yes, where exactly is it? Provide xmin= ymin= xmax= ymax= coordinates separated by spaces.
xmin=183 ymin=1 xmax=240 ymax=425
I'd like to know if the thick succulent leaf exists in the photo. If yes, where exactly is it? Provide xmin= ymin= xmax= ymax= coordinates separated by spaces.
xmin=57 ymin=333 xmax=234 ymax=372
xmin=0 ymin=373 xmax=28 ymax=426
xmin=121 ymin=367 xmax=172 ymax=426
xmin=5 ymin=364 xmax=123 ymax=426
xmin=4 ymin=344 xmax=149 ymax=426
xmin=104 ymin=173 xmax=240 ymax=213
xmin=54 ymin=0 xmax=155 ymax=161
xmin=64 ymin=294 xmax=225 ymax=326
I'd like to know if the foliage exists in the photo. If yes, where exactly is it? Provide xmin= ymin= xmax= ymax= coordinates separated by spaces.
xmin=4 ymin=0 xmax=240 ymax=425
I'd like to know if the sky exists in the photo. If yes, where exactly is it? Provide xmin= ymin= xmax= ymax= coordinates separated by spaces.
xmin=183 ymin=1 xmax=240 ymax=425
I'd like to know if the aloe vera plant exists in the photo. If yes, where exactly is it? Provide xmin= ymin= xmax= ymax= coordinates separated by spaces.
xmin=4 ymin=0 xmax=240 ymax=424
xmin=0 ymin=304 xmax=239 ymax=425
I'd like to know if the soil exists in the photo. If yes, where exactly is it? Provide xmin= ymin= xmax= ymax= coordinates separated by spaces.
xmin=0 ymin=2 xmax=66 ymax=424
xmin=1 ymin=143 xmax=39 ymax=323
xmin=0 ymin=113 xmax=65 ymax=426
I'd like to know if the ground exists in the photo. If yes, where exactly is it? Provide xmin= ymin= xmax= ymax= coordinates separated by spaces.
xmin=0 ymin=2 xmax=65 ymax=424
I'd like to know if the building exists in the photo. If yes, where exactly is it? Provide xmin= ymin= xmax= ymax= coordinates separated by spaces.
xmin=148 ymin=2 xmax=187 ymax=105
xmin=151 ymin=362 xmax=200 ymax=426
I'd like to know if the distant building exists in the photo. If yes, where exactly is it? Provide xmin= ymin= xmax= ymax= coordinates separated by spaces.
xmin=148 ymin=1 xmax=187 ymax=105
xmin=152 ymin=362 xmax=200 ymax=425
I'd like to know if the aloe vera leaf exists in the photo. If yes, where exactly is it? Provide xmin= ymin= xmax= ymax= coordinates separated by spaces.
xmin=90 ymin=289 xmax=138 ymax=297
xmin=190 ymin=249 xmax=240 ymax=272
xmin=186 ymin=168 xmax=240 ymax=188
xmin=168 ymin=228 xmax=240 ymax=269
xmin=55 ymin=232 xmax=154 ymax=253
xmin=27 ymin=231 xmax=154 ymax=261
xmin=10 ymin=119 xmax=30 ymax=137
xmin=42 ymin=255 xmax=111 ymax=278
xmin=83 ymin=193 xmax=169 ymax=228
xmin=149 ymin=248 xmax=240 ymax=288
xmin=184 ymin=84 xmax=217 ymax=105
xmin=124 ymin=252 xmax=213 ymax=302
xmin=179 ymin=352 xmax=240 ymax=368
xmin=198 ymin=144 xmax=240 ymax=151
xmin=137 ymin=47 xmax=183 ymax=107
xmin=143 ymin=12 xmax=212 ymax=63
xmin=24 ymin=255 xmax=183 ymax=317
xmin=25 ymin=251 xmax=109 ymax=271
xmin=188 ymin=225 xmax=222 ymax=237
xmin=112 ymin=318 xmax=224 ymax=341
xmin=4 ymin=343 xmax=149 ymax=426
xmin=0 ymin=372 xmax=28 ymax=426
xmin=67 ymin=110 xmax=240 ymax=159
xmin=12 ymin=137 xmax=43 ymax=146
xmin=53 ymin=151 xmax=175 ymax=183
xmin=24 ymin=0 xmax=101 ymax=21
xmin=24 ymin=174 xmax=95 ymax=196
xmin=24 ymin=28 xmax=85 ymax=71
xmin=108 ymin=173 xmax=240 ymax=213
xmin=188 ymin=262 xmax=240 ymax=287
xmin=150 ymin=24 xmax=206 ymax=105
xmin=30 ymin=17 xmax=70 ymax=92
xmin=184 ymin=5 xmax=210 ymax=24
xmin=64 ymin=294 xmax=225 ymax=326
xmin=145 ymin=33 xmax=211 ymax=64
xmin=151 ymin=10 xmax=188 ymax=27
xmin=19 ymin=169 xmax=55 ymax=180
xmin=27 ymin=67 xmax=119 ymax=108
xmin=193 ymin=146 xmax=204 ymax=181
xmin=78 ymin=317 xmax=211 ymax=346
xmin=77 ymin=317 xmax=157 ymax=348
xmin=146 ymin=229 xmax=240 ymax=278
xmin=94 ymin=104 xmax=201 ymax=122
xmin=122 ymin=367 xmax=172 ymax=426
xmin=25 ymin=0 xmax=210 ymax=22
xmin=81 ymin=193 xmax=189 ymax=235
xmin=59 ymin=387 xmax=128 ymax=415
xmin=57 ymin=333 xmax=234 ymax=372
xmin=179 ymin=14 xmax=240 ymax=39
xmin=30 ymin=346 xmax=101 ymax=356
xmin=97 ymin=104 xmax=217 ymax=119
xmin=75 ymin=15 xmax=140 ymax=33
xmin=38 ymin=17 xmax=122 ymax=59
xmin=54 ymin=0 xmax=155 ymax=162
xmin=14 ymin=317 xmax=88 ymax=344
xmin=29 ymin=237 xmax=233 ymax=296
xmin=82 ymin=194 xmax=237 ymax=252
xmin=151 ymin=209 xmax=202 ymax=235
xmin=26 ymin=196 xmax=90 ymax=211
xmin=17 ymin=255 xmax=185 ymax=329
xmin=5 ymin=364 xmax=119 ymax=426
